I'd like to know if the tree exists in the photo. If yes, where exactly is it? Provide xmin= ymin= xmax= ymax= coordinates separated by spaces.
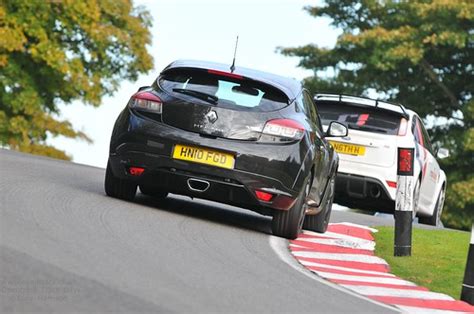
xmin=279 ymin=0 xmax=473 ymax=230
xmin=0 ymin=0 xmax=153 ymax=159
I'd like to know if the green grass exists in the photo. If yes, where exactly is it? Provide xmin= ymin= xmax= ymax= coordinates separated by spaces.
xmin=374 ymin=226 xmax=470 ymax=299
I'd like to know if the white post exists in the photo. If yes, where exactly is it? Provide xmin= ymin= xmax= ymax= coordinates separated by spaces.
xmin=394 ymin=147 xmax=415 ymax=256
xmin=395 ymin=176 xmax=414 ymax=212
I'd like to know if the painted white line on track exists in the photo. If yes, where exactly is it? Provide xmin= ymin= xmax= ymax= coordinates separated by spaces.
xmin=342 ymin=285 xmax=455 ymax=301
xmin=268 ymin=236 xmax=400 ymax=313
xmin=312 ymin=271 xmax=416 ymax=286
xmin=304 ymin=230 xmax=374 ymax=243
xmin=396 ymin=305 xmax=472 ymax=314
xmin=300 ymin=260 xmax=395 ymax=277
xmin=292 ymin=251 xmax=388 ymax=264
xmin=293 ymin=237 xmax=375 ymax=250
xmin=330 ymin=222 xmax=379 ymax=233
xmin=289 ymin=243 xmax=306 ymax=249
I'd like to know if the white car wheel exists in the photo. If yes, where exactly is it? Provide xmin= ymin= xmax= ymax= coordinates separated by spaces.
xmin=419 ymin=188 xmax=445 ymax=227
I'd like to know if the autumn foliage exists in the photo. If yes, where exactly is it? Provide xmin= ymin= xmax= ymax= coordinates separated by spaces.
xmin=0 ymin=0 xmax=153 ymax=159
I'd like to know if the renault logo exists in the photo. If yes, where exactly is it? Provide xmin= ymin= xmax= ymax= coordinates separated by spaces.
xmin=206 ymin=110 xmax=218 ymax=124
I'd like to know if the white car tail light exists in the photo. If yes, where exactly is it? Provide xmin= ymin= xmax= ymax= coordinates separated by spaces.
xmin=398 ymin=118 xmax=408 ymax=136
xmin=387 ymin=180 xmax=397 ymax=188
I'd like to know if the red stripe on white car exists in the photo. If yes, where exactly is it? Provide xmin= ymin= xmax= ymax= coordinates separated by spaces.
xmin=290 ymin=223 xmax=474 ymax=313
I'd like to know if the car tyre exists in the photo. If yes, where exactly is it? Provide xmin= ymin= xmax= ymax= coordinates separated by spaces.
xmin=139 ymin=184 xmax=168 ymax=199
xmin=303 ymin=176 xmax=335 ymax=233
xmin=272 ymin=177 xmax=309 ymax=240
xmin=104 ymin=161 xmax=137 ymax=201
xmin=419 ymin=188 xmax=444 ymax=227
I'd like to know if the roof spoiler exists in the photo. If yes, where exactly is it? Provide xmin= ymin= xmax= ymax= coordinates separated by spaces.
xmin=314 ymin=93 xmax=409 ymax=119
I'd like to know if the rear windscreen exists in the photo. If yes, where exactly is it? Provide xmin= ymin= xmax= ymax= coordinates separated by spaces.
xmin=159 ymin=69 xmax=289 ymax=112
xmin=317 ymin=101 xmax=402 ymax=135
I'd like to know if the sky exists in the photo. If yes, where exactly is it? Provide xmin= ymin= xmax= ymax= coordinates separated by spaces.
xmin=49 ymin=0 xmax=340 ymax=168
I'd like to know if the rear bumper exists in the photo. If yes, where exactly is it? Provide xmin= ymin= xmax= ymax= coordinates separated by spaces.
xmin=334 ymin=173 xmax=395 ymax=212
xmin=337 ymin=159 xmax=397 ymax=199
xmin=109 ymin=151 xmax=299 ymax=215
xmin=108 ymin=108 xmax=307 ymax=214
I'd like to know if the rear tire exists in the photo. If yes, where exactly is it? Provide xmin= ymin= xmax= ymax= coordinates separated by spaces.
xmin=303 ymin=176 xmax=335 ymax=233
xmin=419 ymin=188 xmax=444 ymax=226
xmin=104 ymin=161 xmax=137 ymax=201
xmin=139 ymin=184 xmax=168 ymax=199
xmin=272 ymin=178 xmax=309 ymax=240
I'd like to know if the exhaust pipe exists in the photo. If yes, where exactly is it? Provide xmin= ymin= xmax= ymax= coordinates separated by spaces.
xmin=369 ymin=185 xmax=381 ymax=198
xmin=187 ymin=178 xmax=210 ymax=192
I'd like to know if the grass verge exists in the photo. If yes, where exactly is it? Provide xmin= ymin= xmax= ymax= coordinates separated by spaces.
xmin=374 ymin=226 xmax=470 ymax=299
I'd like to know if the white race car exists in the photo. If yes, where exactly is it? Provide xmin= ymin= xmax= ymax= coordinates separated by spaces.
xmin=315 ymin=94 xmax=449 ymax=226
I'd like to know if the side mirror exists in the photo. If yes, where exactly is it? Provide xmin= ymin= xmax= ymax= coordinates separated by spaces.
xmin=138 ymin=86 xmax=150 ymax=92
xmin=437 ymin=147 xmax=449 ymax=159
xmin=326 ymin=121 xmax=348 ymax=137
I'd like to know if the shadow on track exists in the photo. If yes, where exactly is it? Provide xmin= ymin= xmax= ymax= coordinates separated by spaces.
xmin=132 ymin=193 xmax=273 ymax=236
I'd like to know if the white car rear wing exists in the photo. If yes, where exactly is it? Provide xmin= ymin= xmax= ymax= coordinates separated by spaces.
xmin=314 ymin=94 xmax=409 ymax=119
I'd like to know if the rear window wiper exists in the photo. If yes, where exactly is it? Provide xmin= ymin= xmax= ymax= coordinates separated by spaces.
xmin=172 ymin=88 xmax=218 ymax=104
xmin=349 ymin=124 xmax=389 ymax=134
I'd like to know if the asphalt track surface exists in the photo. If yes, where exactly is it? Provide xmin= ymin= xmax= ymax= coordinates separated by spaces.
xmin=0 ymin=149 xmax=399 ymax=313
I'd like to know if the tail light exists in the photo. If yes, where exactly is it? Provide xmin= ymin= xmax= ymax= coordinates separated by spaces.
xmin=398 ymin=118 xmax=408 ymax=136
xmin=207 ymin=69 xmax=243 ymax=79
xmin=260 ymin=119 xmax=305 ymax=142
xmin=386 ymin=181 xmax=397 ymax=188
xmin=255 ymin=190 xmax=274 ymax=202
xmin=129 ymin=166 xmax=145 ymax=176
xmin=254 ymin=189 xmax=296 ymax=209
xmin=130 ymin=91 xmax=162 ymax=113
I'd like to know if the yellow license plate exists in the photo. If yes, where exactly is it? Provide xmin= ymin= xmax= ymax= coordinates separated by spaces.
xmin=329 ymin=141 xmax=366 ymax=156
xmin=172 ymin=144 xmax=235 ymax=169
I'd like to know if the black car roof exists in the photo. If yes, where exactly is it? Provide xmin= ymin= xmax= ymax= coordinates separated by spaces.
xmin=161 ymin=59 xmax=303 ymax=100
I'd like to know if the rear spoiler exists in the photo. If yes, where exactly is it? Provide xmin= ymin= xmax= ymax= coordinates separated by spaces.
xmin=314 ymin=93 xmax=409 ymax=119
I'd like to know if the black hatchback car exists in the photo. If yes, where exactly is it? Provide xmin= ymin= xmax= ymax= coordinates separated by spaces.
xmin=105 ymin=60 xmax=347 ymax=239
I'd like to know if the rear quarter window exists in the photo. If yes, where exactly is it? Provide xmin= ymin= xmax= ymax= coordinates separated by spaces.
xmin=317 ymin=101 xmax=402 ymax=135
xmin=158 ymin=69 xmax=289 ymax=112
